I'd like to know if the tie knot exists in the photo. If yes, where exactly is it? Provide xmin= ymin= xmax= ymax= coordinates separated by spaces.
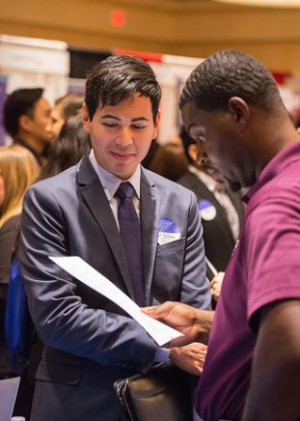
xmin=116 ymin=182 xmax=135 ymax=200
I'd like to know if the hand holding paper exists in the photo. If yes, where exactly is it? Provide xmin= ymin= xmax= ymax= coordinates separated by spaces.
xmin=49 ymin=256 xmax=183 ymax=347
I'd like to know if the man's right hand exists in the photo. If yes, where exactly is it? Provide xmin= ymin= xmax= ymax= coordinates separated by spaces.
xmin=142 ymin=301 xmax=214 ymax=347
xmin=170 ymin=342 xmax=207 ymax=375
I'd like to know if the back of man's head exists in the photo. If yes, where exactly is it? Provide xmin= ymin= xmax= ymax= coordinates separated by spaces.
xmin=85 ymin=55 xmax=162 ymax=122
xmin=52 ymin=93 xmax=84 ymax=137
xmin=180 ymin=50 xmax=283 ymax=115
xmin=54 ymin=93 xmax=84 ymax=121
xmin=3 ymin=88 xmax=44 ymax=138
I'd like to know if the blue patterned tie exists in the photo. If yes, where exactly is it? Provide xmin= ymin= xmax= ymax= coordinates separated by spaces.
xmin=115 ymin=182 xmax=145 ymax=306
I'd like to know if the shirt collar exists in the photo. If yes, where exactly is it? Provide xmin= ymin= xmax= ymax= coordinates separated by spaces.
xmin=89 ymin=149 xmax=141 ymax=201
xmin=243 ymin=140 xmax=300 ymax=204
xmin=188 ymin=165 xmax=217 ymax=192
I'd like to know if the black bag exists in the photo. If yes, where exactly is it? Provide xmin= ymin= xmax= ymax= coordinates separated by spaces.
xmin=114 ymin=362 xmax=194 ymax=421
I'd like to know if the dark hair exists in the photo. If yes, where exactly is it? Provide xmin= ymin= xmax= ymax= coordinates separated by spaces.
xmin=179 ymin=125 xmax=195 ymax=164
xmin=180 ymin=50 xmax=283 ymax=113
xmin=3 ymin=88 xmax=44 ymax=137
xmin=39 ymin=114 xmax=91 ymax=180
xmin=85 ymin=55 xmax=161 ymax=121
xmin=55 ymin=93 xmax=84 ymax=121
xmin=149 ymin=142 xmax=189 ymax=181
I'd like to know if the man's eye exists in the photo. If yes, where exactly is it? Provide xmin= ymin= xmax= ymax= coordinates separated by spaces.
xmin=103 ymin=122 xmax=118 ymax=128
xmin=131 ymin=125 xmax=146 ymax=130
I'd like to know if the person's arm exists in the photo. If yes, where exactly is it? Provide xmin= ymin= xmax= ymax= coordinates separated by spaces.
xmin=142 ymin=302 xmax=213 ymax=374
xmin=210 ymin=271 xmax=225 ymax=302
xmin=142 ymin=301 xmax=214 ymax=347
xmin=170 ymin=343 xmax=207 ymax=375
xmin=242 ymin=299 xmax=300 ymax=421
xmin=20 ymin=184 xmax=159 ymax=371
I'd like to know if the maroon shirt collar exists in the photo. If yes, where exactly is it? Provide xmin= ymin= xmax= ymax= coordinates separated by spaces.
xmin=243 ymin=140 xmax=300 ymax=204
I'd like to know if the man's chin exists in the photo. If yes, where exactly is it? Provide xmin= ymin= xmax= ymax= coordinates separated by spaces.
xmin=206 ymin=167 xmax=242 ymax=192
xmin=206 ymin=168 xmax=224 ymax=183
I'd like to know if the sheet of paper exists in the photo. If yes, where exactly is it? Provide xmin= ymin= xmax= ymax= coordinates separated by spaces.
xmin=49 ymin=256 xmax=183 ymax=346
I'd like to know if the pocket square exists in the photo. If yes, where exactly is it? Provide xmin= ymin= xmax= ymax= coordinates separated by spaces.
xmin=158 ymin=218 xmax=180 ymax=245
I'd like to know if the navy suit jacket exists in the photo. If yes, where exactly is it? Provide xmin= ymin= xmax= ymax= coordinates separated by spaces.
xmin=20 ymin=155 xmax=210 ymax=421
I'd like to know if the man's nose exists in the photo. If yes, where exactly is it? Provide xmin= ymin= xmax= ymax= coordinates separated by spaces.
xmin=116 ymin=126 xmax=133 ymax=146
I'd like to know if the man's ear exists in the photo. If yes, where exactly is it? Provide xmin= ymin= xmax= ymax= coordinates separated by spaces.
xmin=153 ymin=109 xmax=161 ymax=139
xmin=19 ymin=114 xmax=33 ymax=133
xmin=228 ymin=97 xmax=249 ymax=129
xmin=188 ymin=144 xmax=198 ymax=163
xmin=81 ymin=103 xmax=91 ymax=133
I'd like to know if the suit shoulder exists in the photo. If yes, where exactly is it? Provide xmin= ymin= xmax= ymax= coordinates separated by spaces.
xmin=27 ymin=165 xmax=78 ymax=198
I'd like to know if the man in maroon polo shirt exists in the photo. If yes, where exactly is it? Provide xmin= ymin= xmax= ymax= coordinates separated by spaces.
xmin=143 ymin=50 xmax=300 ymax=421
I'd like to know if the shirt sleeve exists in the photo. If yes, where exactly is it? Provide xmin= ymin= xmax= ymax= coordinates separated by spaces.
xmin=154 ymin=347 xmax=170 ymax=363
xmin=245 ymin=194 xmax=300 ymax=330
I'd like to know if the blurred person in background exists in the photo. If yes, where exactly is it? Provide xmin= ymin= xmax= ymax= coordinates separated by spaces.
xmin=51 ymin=93 xmax=84 ymax=137
xmin=149 ymin=141 xmax=189 ymax=181
xmin=178 ymin=126 xmax=244 ymax=291
xmin=40 ymin=114 xmax=91 ymax=180
xmin=7 ymin=115 xmax=90 ymax=420
xmin=0 ymin=145 xmax=40 ymax=380
xmin=141 ymin=138 xmax=160 ymax=169
xmin=3 ymin=88 xmax=54 ymax=167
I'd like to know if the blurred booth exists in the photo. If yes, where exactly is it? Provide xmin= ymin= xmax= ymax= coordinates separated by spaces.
xmin=1 ymin=33 xmax=300 ymax=146
xmin=0 ymin=34 xmax=69 ymax=144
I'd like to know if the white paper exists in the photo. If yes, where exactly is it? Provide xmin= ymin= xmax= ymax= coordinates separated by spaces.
xmin=49 ymin=256 xmax=183 ymax=346
xmin=157 ymin=231 xmax=180 ymax=245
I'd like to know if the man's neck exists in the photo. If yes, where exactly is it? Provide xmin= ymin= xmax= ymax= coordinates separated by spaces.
xmin=18 ymin=135 xmax=45 ymax=154
xmin=255 ymin=118 xmax=300 ymax=179
xmin=13 ymin=138 xmax=44 ymax=167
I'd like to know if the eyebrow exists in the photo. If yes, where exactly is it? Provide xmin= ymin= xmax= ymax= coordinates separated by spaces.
xmin=100 ymin=114 xmax=149 ymax=122
xmin=189 ymin=124 xmax=204 ymax=135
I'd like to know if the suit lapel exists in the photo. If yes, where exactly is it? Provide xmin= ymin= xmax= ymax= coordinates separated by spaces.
xmin=140 ymin=170 xmax=159 ymax=304
xmin=188 ymin=173 xmax=234 ymax=239
xmin=76 ymin=156 xmax=135 ymax=299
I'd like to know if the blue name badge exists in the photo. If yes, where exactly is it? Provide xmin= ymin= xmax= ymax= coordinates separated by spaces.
xmin=198 ymin=200 xmax=217 ymax=221
xmin=158 ymin=217 xmax=180 ymax=245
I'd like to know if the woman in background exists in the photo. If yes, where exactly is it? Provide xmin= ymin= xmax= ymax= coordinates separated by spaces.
xmin=149 ymin=141 xmax=189 ymax=181
xmin=40 ymin=113 xmax=90 ymax=180
xmin=0 ymin=145 xmax=40 ymax=378
xmin=10 ymin=113 xmax=90 ymax=419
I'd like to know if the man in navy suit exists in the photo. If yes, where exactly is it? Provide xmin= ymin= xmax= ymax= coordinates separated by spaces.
xmin=20 ymin=55 xmax=211 ymax=421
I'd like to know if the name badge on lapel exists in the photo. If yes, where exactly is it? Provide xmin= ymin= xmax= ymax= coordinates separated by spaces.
xmin=198 ymin=199 xmax=217 ymax=221
xmin=158 ymin=217 xmax=180 ymax=245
